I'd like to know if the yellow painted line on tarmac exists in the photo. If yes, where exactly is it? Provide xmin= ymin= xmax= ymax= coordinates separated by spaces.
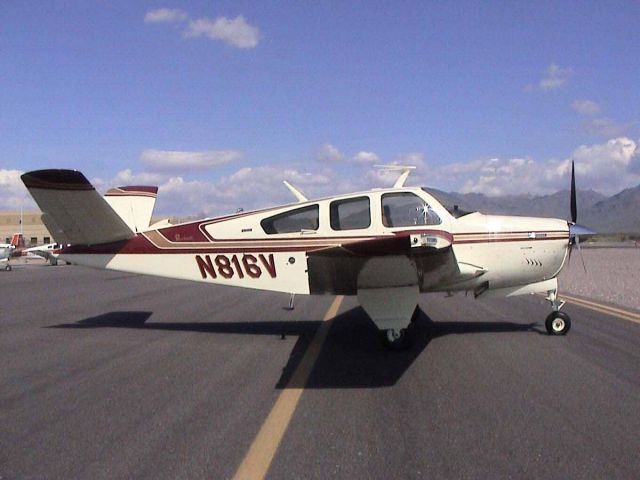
xmin=232 ymin=295 xmax=344 ymax=480
xmin=560 ymin=294 xmax=640 ymax=325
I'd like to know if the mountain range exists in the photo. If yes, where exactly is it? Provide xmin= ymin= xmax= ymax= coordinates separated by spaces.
xmin=424 ymin=184 xmax=640 ymax=234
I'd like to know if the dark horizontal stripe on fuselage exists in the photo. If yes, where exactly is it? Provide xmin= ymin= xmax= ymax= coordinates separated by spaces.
xmin=59 ymin=230 xmax=568 ymax=255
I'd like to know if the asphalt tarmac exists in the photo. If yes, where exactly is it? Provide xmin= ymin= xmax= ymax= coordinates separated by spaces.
xmin=1 ymin=264 xmax=639 ymax=479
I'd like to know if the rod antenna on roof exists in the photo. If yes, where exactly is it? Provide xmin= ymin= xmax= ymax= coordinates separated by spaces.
xmin=283 ymin=180 xmax=308 ymax=202
xmin=373 ymin=164 xmax=417 ymax=188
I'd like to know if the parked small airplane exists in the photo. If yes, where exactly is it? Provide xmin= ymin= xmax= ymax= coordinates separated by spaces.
xmin=22 ymin=242 xmax=65 ymax=265
xmin=21 ymin=165 xmax=593 ymax=348
xmin=0 ymin=233 xmax=24 ymax=271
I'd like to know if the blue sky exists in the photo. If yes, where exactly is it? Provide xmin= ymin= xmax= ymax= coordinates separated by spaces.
xmin=1 ymin=1 xmax=639 ymax=215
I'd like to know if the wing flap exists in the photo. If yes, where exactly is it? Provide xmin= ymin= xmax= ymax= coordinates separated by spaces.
xmin=21 ymin=169 xmax=135 ymax=245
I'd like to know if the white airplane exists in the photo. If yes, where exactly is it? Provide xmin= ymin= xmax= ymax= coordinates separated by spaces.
xmin=1 ymin=233 xmax=24 ymax=271
xmin=22 ymin=242 xmax=65 ymax=265
xmin=21 ymin=165 xmax=593 ymax=348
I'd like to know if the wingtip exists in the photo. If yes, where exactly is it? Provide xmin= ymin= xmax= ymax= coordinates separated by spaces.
xmin=21 ymin=169 xmax=94 ymax=191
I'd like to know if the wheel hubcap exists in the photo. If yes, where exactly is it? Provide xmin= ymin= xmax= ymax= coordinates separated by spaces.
xmin=552 ymin=318 xmax=565 ymax=332
xmin=387 ymin=329 xmax=402 ymax=342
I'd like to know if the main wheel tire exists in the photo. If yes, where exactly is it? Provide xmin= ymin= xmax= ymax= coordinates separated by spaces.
xmin=381 ymin=328 xmax=410 ymax=350
xmin=545 ymin=311 xmax=571 ymax=335
xmin=5 ymin=265 xmax=12 ymax=271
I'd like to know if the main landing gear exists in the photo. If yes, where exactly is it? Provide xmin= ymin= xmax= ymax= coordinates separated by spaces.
xmin=380 ymin=305 xmax=421 ymax=350
xmin=357 ymin=256 xmax=421 ymax=351
xmin=545 ymin=289 xmax=571 ymax=335
xmin=4 ymin=264 xmax=11 ymax=271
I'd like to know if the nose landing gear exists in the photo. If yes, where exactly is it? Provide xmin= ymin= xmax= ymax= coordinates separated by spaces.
xmin=545 ymin=289 xmax=571 ymax=335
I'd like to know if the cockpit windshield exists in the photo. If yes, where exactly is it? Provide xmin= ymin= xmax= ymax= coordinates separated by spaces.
xmin=421 ymin=188 xmax=475 ymax=219
xmin=381 ymin=192 xmax=441 ymax=227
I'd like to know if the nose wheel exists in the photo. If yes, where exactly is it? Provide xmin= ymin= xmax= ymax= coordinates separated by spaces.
xmin=545 ymin=311 xmax=571 ymax=335
xmin=545 ymin=287 xmax=571 ymax=335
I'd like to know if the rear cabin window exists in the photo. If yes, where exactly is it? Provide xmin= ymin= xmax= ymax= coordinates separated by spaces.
xmin=330 ymin=197 xmax=370 ymax=230
xmin=261 ymin=205 xmax=319 ymax=234
xmin=381 ymin=192 xmax=441 ymax=227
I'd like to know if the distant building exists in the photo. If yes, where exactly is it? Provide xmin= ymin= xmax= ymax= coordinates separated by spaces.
xmin=0 ymin=211 xmax=53 ymax=246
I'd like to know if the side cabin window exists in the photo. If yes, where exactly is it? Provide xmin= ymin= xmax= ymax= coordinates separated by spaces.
xmin=261 ymin=204 xmax=319 ymax=234
xmin=381 ymin=192 xmax=441 ymax=227
xmin=330 ymin=196 xmax=370 ymax=230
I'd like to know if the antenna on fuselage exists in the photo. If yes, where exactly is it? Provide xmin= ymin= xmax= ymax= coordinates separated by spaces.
xmin=373 ymin=164 xmax=417 ymax=188
xmin=283 ymin=180 xmax=308 ymax=202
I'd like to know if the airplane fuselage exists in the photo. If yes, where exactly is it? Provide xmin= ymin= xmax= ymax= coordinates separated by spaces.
xmin=57 ymin=187 xmax=570 ymax=297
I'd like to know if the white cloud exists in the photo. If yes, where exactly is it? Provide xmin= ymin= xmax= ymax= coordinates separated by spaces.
xmin=457 ymin=157 xmax=549 ymax=196
xmin=185 ymin=15 xmax=260 ymax=49
xmin=316 ymin=144 xmax=345 ymax=163
xmin=571 ymin=99 xmax=600 ymax=116
xmin=113 ymin=169 xmax=169 ymax=185
xmin=525 ymin=63 xmax=572 ymax=92
xmin=456 ymin=137 xmax=639 ymax=196
xmin=93 ymin=138 xmax=640 ymax=217
xmin=140 ymin=149 xmax=242 ymax=172
xmin=582 ymin=118 xmax=633 ymax=138
xmin=144 ymin=8 xmax=188 ymax=24
xmin=352 ymin=151 xmax=380 ymax=165
xmin=572 ymin=137 xmax=636 ymax=172
xmin=0 ymin=169 xmax=35 ymax=210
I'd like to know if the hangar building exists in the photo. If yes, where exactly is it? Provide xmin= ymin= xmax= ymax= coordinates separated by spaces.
xmin=0 ymin=211 xmax=53 ymax=246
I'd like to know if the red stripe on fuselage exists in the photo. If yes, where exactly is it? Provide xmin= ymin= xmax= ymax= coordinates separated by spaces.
xmin=59 ymin=229 xmax=568 ymax=256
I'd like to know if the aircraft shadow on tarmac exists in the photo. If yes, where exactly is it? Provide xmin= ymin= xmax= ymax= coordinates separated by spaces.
xmin=49 ymin=307 xmax=539 ymax=389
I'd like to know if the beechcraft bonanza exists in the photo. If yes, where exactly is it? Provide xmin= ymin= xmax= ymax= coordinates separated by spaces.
xmin=21 ymin=165 xmax=593 ymax=348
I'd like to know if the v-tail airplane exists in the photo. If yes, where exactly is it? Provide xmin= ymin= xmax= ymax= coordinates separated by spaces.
xmin=21 ymin=165 xmax=593 ymax=348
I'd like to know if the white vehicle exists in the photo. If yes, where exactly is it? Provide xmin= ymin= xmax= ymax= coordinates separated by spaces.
xmin=21 ymin=165 xmax=593 ymax=348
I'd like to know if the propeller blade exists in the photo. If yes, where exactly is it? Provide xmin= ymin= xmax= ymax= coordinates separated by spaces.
xmin=576 ymin=235 xmax=587 ymax=273
xmin=570 ymin=160 xmax=577 ymax=224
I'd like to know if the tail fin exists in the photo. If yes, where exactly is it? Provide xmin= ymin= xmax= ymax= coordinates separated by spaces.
xmin=10 ymin=233 xmax=24 ymax=248
xmin=104 ymin=186 xmax=158 ymax=233
xmin=21 ymin=170 xmax=135 ymax=245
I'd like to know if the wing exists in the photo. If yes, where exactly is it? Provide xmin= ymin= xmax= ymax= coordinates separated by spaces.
xmin=306 ymin=231 xmax=485 ymax=294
